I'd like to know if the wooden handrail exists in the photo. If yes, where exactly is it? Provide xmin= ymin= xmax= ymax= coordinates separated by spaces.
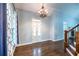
xmin=68 ymin=24 xmax=79 ymax=32
xmin=64 ymin=23 xmax=79 ymax=55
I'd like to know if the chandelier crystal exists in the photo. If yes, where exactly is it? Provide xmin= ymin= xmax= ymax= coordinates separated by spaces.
xmin=38 ymin=4 xmax=48 ymax=18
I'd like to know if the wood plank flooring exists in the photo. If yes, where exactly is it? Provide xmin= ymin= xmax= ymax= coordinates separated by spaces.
xmin=14 ymin=40 xmax=69 ymax=56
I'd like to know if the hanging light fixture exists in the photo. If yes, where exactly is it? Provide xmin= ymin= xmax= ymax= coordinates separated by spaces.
xmin=38 ymin=3 xmax=48 ymax=18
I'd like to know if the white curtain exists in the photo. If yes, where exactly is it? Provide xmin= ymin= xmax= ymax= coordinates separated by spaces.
xmin=6 ymin=3 xmax=17 ymax=56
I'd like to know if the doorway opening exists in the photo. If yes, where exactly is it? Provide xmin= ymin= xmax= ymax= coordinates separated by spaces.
xmin=32 ymin=19 xmax=42 ymax=43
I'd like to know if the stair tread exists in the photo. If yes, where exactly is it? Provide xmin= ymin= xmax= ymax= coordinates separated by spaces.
xmin=69 ymin=44 xmax=76 ymax=52
xmin=66 ymin=48 xmax=74 ymax=56
xmin=66 ymin=45 xmax=76 ymax=56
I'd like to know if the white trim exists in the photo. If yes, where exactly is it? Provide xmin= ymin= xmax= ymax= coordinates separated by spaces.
xmin=16 ymin=39 xmax=51 ymax=47
xmin=69 ymin=44 xmax=76 ymax=52
xmin=51 ymin=38 xmax=64 ymax=41
xmin=66 ymin=48 xmax=74 ymax=56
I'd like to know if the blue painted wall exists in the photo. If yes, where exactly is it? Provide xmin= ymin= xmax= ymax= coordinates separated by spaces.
xmin=62 ymin=4 xmax=79 ymax=29
xmin=50 ymin=4 xmax=64 ymax=41
xmin=50 ymin=3 xmax=79 ymax=41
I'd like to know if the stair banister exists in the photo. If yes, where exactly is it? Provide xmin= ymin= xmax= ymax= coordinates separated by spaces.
xmin=64 ymin=30 xmax=68 ymax=51
xmin=64 ymin=23 xmax=79 ymax=56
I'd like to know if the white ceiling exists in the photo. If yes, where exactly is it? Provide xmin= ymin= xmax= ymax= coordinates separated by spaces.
xmin=14 ymin=3 xmax=56 ymax=16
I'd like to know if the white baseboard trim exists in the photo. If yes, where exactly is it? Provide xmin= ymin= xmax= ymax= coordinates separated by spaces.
xmin=16 ymin=39 xmax=51 ymax=47
xmin=51 ymin=38 xmax=64 ymax=41
xmin=17 ymin=39 xmax=64 ymax=47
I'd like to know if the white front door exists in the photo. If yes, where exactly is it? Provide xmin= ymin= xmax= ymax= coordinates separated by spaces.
xmin=32 ymin=19 xmax=41 ymax=43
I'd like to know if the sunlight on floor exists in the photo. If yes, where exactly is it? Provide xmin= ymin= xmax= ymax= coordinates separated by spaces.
xmin=32 ymin=48 xmax=42 ymax=56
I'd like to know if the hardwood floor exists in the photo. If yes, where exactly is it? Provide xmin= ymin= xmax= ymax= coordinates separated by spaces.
xmin=14 ymin=40 xmax=69 ymax=56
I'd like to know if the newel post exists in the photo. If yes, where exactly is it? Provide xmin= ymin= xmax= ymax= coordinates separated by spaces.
xmin=64 ymin=30 xmax=68 ymax=52
xmin=76 ymin=32 xmax=79 ymax=55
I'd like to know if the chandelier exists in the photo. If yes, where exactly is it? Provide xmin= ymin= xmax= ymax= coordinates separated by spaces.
xmin=38 ymin=4 xmax=48 ymax=18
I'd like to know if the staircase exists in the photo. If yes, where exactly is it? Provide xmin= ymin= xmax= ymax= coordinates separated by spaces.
xmin=64 ymin=24 xmax=79 ymax=56
xmin=66 ymin=42 xmax=76 ymax=56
